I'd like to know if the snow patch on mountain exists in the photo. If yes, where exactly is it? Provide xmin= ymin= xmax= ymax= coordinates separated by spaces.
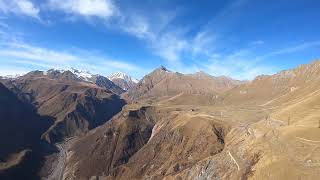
xmin=69 ymin=68 xmax=94 ymax=82
xmin=0 ymin=74 xmax=23 ymax=79
xmin=45 ymin=68 xmax=95 ymax=82
xmin=108 ymin=72 xmax=139 ymax=83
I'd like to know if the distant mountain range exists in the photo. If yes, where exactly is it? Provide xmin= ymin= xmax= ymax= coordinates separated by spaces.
xmin=1 ymin=68 xmax=139 ymax=93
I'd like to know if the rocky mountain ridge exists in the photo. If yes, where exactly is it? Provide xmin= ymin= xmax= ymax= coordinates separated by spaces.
xmin=123 ymin=65 xmax=245 ymax=103
xmin=108 ymin=72 xmax=139 ymax=91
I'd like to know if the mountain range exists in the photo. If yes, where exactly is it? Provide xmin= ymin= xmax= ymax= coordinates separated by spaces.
xmin=123 ymin=66 xmax=244 ymax=103
xmin=1 ymin=60 xmax=320 ymax=179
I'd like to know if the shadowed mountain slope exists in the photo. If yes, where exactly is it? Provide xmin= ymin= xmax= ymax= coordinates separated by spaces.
xmin=1 ymin=71 xmax=126 ymax=144
xmin=0 ymin=82 xmax=53 ymax=180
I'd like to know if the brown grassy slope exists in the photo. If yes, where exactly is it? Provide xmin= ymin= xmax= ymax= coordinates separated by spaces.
xmin=63 ymin=103 xmax=231 ymax=180
xmin=248 ymin=62 xmax=320 ymax=179
xmin=123 ymin=66 xmax=243 ymax=103
xmin=115 ymin=112 xmax=230 ymax=180
xmin=63 ymin=60 xmax=320 ymax=180
xmin=64 ymin=106 xmax=157 ymax=179
xmin=222 ymin=60 xmax=320 ymax=106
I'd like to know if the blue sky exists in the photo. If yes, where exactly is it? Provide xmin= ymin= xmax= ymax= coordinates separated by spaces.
xmin=0 ymin=0 xmax=319 ymax=80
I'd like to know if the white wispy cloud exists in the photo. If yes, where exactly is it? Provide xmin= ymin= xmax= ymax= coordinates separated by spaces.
xmin=106 ymin=0 xmax=263 ymax=77
xmin=118 ymin=15 xmax=153 ymax=39
xmin=0 ymin=42 xmax=79 ymax=62
xmin=113 ymin=11 xmax=189 ymax=64
xmin=117 ymin=0 xmax=245 ymax=70
xmin=14 ymin=0 xmax=188 ymax=65
xmin=189 ymin=30 xmax=219 ymax=58
xmin=0 ymin=66 xmax=30 ymax=76
xmin=0 ymin=0 xmax=40 ymax=18
xmin=102 ymin=60 xmax=141 ymax=71
xmin=151 ymin=31 xmax=188 ymax=63
xmin=47 ymin=0 xmax=118 ymax=19
xmin=259 ymin=41 xmax=320 ymax=60
xmin=200 ymin=49 xmax=277 ymax=80
xmin=198 ymin=40 xmax=320 ymax=80
xmin=1 ymin=0 xmax=317 ymax=81
xmin=0 ymin=41 xmax=143 ymax=78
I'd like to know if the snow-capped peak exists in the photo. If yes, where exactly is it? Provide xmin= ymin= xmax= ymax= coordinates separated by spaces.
xmin=108 ymin=72 xmax=139 ymax=83
xmin=69 ymin=68 xmax=93 ymax=81
xmin=0 ymin=74 xmax=23 ymax=79
xmin=45 ymin=68 xmax=95 ymax=82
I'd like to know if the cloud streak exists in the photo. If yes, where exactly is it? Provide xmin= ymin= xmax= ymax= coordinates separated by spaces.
xmin=0 ymin=41 xmax=143 ymax=78
xmin=0 ymin=42 xmax=79 ymax=62
xmin=102 ymin=60 xmax=141 ymax=71
xmin=198 ymin=40 xmax=320 ymax=80
xmin=198 ymin=49 xmax=277 ymax=80
xmin=258 ymin=41 xmax=320 ymax=60
xmin=113 ymin=10 xmax=188 ymax=64
xmin=47 ymin=0 xmax=118 ymax=19
xmin=0 ymin=0 xmax=40 ymax=19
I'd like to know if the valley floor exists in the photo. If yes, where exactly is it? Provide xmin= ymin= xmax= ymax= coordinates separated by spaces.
xmin=46 ymin=138 xmax=76 ymax=180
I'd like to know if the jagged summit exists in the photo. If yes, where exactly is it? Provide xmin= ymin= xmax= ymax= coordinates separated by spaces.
xmin=44 ymin=68 xmax=95 ymax=82
xmin=18 ymin=68 xmax=124 ymax=95
xmin=70 ymin=68 xmax=93 ymax=80
xmin=108 ymin=72 xmax=138 ymax=91
xmin=155 ymin=65 xmax=170 ymax=72
xmin=159 ymin=65 xmax=169 ymax=71
xmin=108 ymin=72 xmax=139 ymax=83
xmin=108 ymin=72 xmax=127 ymax=80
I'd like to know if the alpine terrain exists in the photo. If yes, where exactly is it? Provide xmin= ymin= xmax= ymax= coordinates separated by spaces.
xmin=1 ymin=61 xmax=320 ymax=180
xmin=0 ymin=1 xmax=319 ymax=179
